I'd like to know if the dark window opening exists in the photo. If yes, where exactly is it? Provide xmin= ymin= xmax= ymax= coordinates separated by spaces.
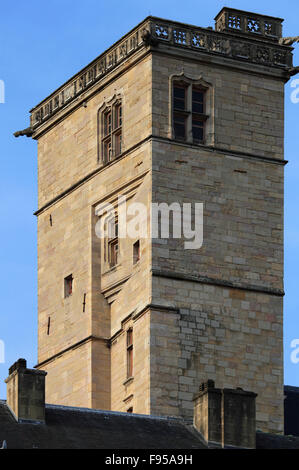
xmin=133 ymin=240 xmax=140 ymax=264
xmin=192 ymin=89 xmax=204 ymax=114
xmin=173 ymin=113 xmax=187 ymax=140
xmin=173 ymin=85 xmax=186 ymax=111
xmin=127 ymin=407 xmax=133 ymax=413
xmin=173 ymin=83 xmax=188 ymax=141
xmin=192 ymin=87 xmax=206 ymax=144
xmin=64 ymin=275 xmax=73 ymax=298
xmin=173 ymin=82 xmax=208 ymax=144
xmin=192 ymin=117 xmax=204 ymax=143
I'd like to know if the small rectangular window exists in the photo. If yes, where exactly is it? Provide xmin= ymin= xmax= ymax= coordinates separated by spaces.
xmin=127 ymin=328 xmax=133 ymax=378
xmin=64 ymin=275 xmax=73 ymax=298
xmin=133 ymin=240 xmax=140 ymax=264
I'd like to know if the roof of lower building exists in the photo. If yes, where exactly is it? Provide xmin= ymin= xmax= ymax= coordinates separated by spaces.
xmin=0 ymin=401 xmax=207 ymax=450
xmin=256 ymin=431 xmax=299 ymax=449
xmin=1 ymin=399 xmax=299 ymax=449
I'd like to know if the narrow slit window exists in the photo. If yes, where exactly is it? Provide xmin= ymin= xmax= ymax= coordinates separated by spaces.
xmin=47 ymin=317 xmax=51 ymax=336
xmin=127 ymin=328 xmax=133 ymax=378
xmin=133 ymin=240 xmax=140 ymax=264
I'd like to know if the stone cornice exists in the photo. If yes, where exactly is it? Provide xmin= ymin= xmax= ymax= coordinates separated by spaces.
xmin=152 ymin=269 xmax=285 ymax=297
xmin=33 ymin=134 xmax=287 ymax=217
xmin=29 ymin=15 xmax=293 ymax=135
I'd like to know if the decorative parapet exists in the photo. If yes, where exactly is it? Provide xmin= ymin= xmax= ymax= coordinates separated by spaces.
xmin=30 ymin=12 xmax=292 ymax=133
xmin=30 ymin=20 xmax=149 ymax=130
xmin=215 ymin=8 xmax=283 ymax=40
xmin=150 ymin=18 xmax=292 ymax=68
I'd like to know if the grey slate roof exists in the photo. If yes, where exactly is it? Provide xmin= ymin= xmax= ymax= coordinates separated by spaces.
xmin=1 ymin=399 xmax=299 ymax=449
xmin=0 ymin=401 xmax=207 ymax=450
xmin=256 ymin=431 xmax=299 ymax=449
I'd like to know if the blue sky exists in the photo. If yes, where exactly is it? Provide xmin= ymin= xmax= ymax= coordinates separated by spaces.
xmin=0 ymin=0 xmax=298 ymax=397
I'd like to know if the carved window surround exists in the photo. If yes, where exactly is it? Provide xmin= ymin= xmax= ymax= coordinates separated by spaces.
xmin=169 ymin=72 xmax=215 ymax=147
xmin=97 ymin=93 xmax=123 ymax=165
xmin=94 ymin=176 xmax=145 ymax=280
xmin=98 ymin=206 xmax=121 ymax=275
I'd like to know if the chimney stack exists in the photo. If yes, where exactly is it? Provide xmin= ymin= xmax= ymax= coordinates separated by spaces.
xmin=193 ymin=380 xmax=222 ymax=447
xmin=194 ymin=381 xmax=257 ymax=449
xmin=222 ymin=388 xmax=257 ymax=449
xmin=5 ymin=359 xmax=47 ymax=423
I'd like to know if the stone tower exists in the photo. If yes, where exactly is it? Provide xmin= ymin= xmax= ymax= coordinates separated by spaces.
xmin=18 ymin=8 xmax=295 ymax=433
